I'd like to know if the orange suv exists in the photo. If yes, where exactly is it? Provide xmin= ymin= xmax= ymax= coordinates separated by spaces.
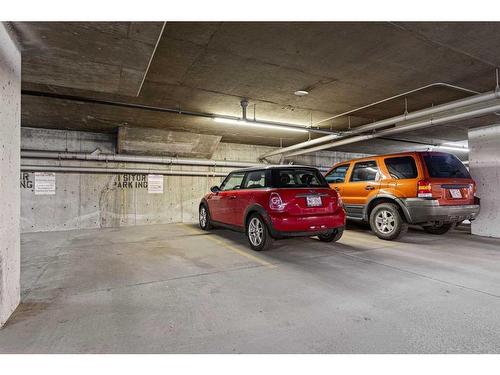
xmin=324 ymin=151 xmax=480 ymax=240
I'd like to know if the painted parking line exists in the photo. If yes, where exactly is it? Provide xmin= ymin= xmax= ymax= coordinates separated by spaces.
xmin=179 ymin=223 xmax=277 ymax=269
xmin=349 ymin=236 xmax=401 ymax=248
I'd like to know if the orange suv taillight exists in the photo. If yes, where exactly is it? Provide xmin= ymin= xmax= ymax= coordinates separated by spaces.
xmin=269 ymin=192 xmax=285 ymax=211
xmin=417 ymin=180 xmax=433 ymax=198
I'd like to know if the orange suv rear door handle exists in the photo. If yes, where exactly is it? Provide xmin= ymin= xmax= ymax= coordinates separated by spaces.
xmin=365 ymin=186 xmax=375 ymax=190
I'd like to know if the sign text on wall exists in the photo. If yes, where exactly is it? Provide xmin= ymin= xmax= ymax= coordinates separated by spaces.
xmin=114 ymin=174 xmax=148 ymax=189
xmin=34 ymin=172 xmax=56 ymax=195
xmin=21 ymin=172 xmax=33 ymax=189
xmin=147 ymin=175 xmax=164 ymax=194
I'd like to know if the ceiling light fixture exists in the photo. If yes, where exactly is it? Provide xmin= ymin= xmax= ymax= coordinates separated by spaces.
xmin=436 ymin=141 xmax=469 ymax=152
xmin=433 ymin=145 xmax=469 ymax=152
xmin=436 ymin=145 xmax=470 ymax=152
xmin=294 ymin=90 xmax=309 ymax=96
xmin=213 ymin=117 xmax=308 ymax=133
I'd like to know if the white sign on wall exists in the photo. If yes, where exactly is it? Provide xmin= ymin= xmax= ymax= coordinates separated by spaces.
xmin=147 ymin=174 xmax=164 ymax=194
xmin=34 ymin=172 xmax=56 ymax=195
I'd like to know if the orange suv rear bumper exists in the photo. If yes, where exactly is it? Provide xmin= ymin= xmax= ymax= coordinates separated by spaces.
xmin=400 ymin=198 xmax=480 ymax=224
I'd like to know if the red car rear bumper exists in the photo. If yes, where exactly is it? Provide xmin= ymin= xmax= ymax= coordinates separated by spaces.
xmin=267 ymin=208 xmax=346 ymax=238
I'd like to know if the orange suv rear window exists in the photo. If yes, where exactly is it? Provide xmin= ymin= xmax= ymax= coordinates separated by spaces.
xmin=423 ymin=154 xmax=470 ymax=178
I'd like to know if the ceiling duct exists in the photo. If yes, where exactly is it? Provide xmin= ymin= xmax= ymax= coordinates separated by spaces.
xmin=260 ymin=89 xmax=500 ymax=160
xmin=284 ymin=98 xmax=500 ymax=157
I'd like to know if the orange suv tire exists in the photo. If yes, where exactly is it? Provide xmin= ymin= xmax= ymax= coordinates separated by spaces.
xmin=369 ymin=202 xmax=408 ymax=240
xmin=422 ymin=223 xmax=453 ymax=235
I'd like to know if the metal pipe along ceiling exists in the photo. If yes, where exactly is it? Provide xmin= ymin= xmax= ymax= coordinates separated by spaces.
xmin=284 ymin=100 xmax=500 ymax=157
xmin=312 ymin=82 xmax=480 ymax=126
xmin=21 ymin=90 xmax=336 ymax=135
xmin=21 ymin=165 xmax=228 ymax=177
xmin=21 ymin=153 xmax=333 ymax=172
xmin=259 ymin=90 xmax=500 ymax=159
xmin=21 ymin=151 xmax=265 ymax=168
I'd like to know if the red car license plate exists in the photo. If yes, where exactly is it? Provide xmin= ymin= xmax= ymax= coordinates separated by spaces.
xmin=306 ymin=196 xmax=322 ymax=207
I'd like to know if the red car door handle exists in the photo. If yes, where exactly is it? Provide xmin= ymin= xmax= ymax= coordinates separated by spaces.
xmin=229 ymin=195 xmax=237 ymax=199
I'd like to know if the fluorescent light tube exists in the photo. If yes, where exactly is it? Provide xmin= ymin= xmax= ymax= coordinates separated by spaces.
xmin=437 ymin=145 xmax=470 ymax=152
xmin=213 ymin=117 xmax=308 ymax=133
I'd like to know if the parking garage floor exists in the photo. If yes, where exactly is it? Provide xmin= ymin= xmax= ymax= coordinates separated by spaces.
xmin=1 ymin=223 xmax=500 ymax=353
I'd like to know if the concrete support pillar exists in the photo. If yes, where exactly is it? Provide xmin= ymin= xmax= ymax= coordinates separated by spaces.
xmin=0 ymin=23 xmax=21 ymax=327
xmin=469 ymin=124 xmax=500 ymax=238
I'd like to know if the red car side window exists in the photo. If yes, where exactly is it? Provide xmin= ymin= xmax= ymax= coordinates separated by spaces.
xmin=220 ymin=173 xmax=245 ymax=191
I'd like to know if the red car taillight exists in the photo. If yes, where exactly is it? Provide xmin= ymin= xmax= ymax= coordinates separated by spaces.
xmin=269 ymin=192 xmax=285 ymax=211
xmin=417 ymin=180 xmax=433 ymax=198
xmin=337 ymin=194 xmax=344 ymax=207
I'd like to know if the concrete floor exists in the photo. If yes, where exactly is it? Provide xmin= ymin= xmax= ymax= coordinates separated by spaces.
xmin=1 ymin=222 xmax=500 ymax=353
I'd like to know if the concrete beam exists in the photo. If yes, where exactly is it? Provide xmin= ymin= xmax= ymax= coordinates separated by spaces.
xmin=117 ymin=126 xmax=222 ymax=158
xmin=0 ymin=23 xmax=21 ymax=328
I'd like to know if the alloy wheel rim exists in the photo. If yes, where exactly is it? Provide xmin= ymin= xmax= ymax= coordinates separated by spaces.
xmin=199 ymin=207 xmax=207 ymax=227
xmin=248 ymin=217 xmax=264 ymax=246
xmin=375 ymin=210 xmax=395 ymax=233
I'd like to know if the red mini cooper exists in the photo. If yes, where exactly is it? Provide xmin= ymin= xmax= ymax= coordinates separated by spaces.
xmin=199 ymin=165 xmax=346 ymax=251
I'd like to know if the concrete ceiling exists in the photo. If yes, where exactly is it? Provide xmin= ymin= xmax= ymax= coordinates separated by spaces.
xmin=11 ymin=21 xmax=500 ymax=154
xmin=14 ymin=22 xmax=165 ymax=95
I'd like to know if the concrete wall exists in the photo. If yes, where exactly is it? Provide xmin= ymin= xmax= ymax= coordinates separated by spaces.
xmin=469 ymin=124 xmax=500 ymax=238
xmin=0 ymin=24 xmax=21 ymax=327
xmin=21 ymin=128 xmax=368 ymax=233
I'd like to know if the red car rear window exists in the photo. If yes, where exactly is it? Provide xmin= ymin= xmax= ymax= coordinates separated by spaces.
xmin=273 ymin=168 xmax=329 ymax=188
